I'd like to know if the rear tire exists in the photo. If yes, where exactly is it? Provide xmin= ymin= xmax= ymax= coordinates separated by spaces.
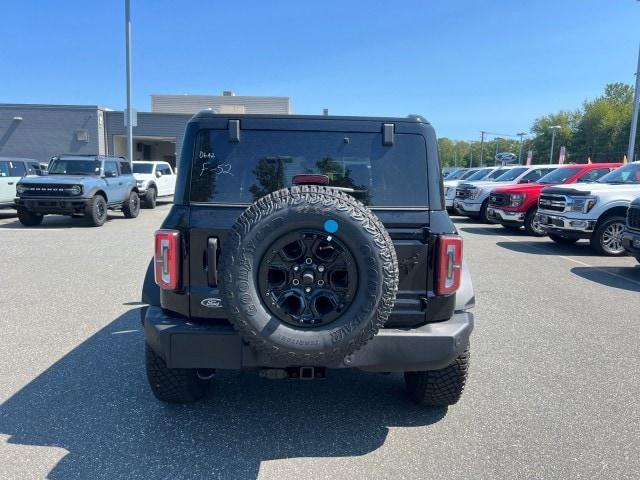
xmin=548 ymin=233 xmax=578 ymax=245
xmin=84 ymin=195 xmax=107 ymax=227
xmin=591 ymin=216 xmax=626 ymax=256
xmin=122 ymin=191 xmax=140 ymax=218
xmin=524 ymin=208 xmax=545 ymax=237
xmin=404 ymin=347 xmax=470 ymax=406
xmin=142 ymin=187 xmax=157 ymax=209
xmin=145 ymin=343 xmax=211 ymax=404
xmin=17 ymin=208 xmax=43 ymax=227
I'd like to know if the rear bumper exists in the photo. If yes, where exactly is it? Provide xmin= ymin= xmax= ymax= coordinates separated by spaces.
xmin=622 ymin=229 xmax=640 ymax=257
xmin=144 ymin=306 xmax=474 ymax=373
xmin=15 ymin=196 xmax=89 ymax=214
xmin=487 ymin=207 xmax=525 ymax=224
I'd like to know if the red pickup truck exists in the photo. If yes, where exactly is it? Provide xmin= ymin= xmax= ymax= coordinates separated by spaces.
xmin=487 ymin=163 xmax=622 ymax=235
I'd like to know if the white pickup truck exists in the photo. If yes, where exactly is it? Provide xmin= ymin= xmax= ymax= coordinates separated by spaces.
xmin=444 ymin=166 xmax=511 ymax=212
xmin=132 ymin=161 xmax=176 ymax=209
xmin=536 ymin=162 xmax=640 ymax=255
xmin=455 ymin=165 xmax=559 ymax=222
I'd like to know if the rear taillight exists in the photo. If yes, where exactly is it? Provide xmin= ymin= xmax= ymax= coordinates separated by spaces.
xmin=154 ymin=229 xmax=180 ymax=290
xmin=436 ymin=234 xmax=463 ymax=295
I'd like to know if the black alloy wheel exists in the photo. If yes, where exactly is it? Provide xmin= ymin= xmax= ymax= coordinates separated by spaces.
xmin=258 ymin=230 xmax=358 ymax=328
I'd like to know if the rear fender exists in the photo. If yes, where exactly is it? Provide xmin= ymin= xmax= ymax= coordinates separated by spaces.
xmin=454 ymin=260 xmax=475 ymax=311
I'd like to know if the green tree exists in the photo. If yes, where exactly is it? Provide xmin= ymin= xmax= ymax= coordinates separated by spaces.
xmin=528 ymin=110 xmax=579 ymax=163
xmin=572 ymin=82 xmax=634 ymax=162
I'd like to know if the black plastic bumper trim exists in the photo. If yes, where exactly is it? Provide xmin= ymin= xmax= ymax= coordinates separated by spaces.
xmin=144 ymin=306 xmax=474 ymax=372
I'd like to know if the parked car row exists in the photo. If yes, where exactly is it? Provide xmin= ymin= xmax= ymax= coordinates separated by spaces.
xmin=447 ymin=162 xmax=640 ymax=259
xmin=1 ymin=154 xmax=176 ymax=227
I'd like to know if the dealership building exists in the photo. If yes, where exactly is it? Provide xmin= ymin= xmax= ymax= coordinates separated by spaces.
xmin=0 ymin=92 xmax=292 ymax=167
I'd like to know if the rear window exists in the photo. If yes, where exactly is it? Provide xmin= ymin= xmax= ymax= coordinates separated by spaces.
xmin=190 ymin=130 xmax=429 ymax=207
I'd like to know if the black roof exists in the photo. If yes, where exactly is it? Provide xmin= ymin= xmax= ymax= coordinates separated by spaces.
xmin=191 ymin=111 xmax=430 ymax=124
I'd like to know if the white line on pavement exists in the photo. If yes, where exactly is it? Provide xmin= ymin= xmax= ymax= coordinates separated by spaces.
xmin=488 ymin=229 xmax=640 ymax=288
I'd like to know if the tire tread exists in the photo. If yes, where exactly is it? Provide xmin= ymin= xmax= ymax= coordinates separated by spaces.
xmin=145 ymin=344 xmax=209 ymax=403
xmin=219 ymin=185 xmax=399 ymax=364
xmin=404 ymin=347 xmax=470 ymax=406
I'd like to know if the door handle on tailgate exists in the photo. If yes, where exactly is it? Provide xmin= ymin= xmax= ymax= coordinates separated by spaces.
xmin=207 ymin=237 xmax=219 ymax=287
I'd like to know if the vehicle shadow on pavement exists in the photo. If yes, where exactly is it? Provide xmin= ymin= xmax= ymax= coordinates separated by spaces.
xmin=0 ymin=214 xmax=124 ymax=229
xmin=571 ymin=266 xmax=640 ymax=292
xmin=495 ymin=240 xmax=600 ymax=257
xmin=449 ymin=216 xmax=478 ymax=224
xmin=0 ymin=308 xmax=446 ymax=479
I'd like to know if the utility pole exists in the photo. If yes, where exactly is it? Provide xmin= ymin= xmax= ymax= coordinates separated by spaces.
xmin=494 ymin=138 xmax=500 ymax=165
xmin=549 ymin=125 xmax=561 ymax=164
xmin=479 ymin=131 xmax=485 ymax=166
xmin=517 ymin=132 xmax=527 ymax=164
xmin=125 ymin=0 xmax=133 ymax=164
xmin=628 ymin=42 xmax=640 ymax=163
xmin=469 ymin=146 xmax=473 ymax=168
xmin=454 ymin=151 xmax=457 ymax=167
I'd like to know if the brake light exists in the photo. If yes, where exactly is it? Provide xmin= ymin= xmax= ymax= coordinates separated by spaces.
xmin=154 ymin=230 xmax=180 ymax=290
xmin=436 ymin=235 xmax=463 ymax=295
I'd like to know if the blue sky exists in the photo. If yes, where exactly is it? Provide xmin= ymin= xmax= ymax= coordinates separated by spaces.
xmin=1 ymin=1 xmax=638 ymax=140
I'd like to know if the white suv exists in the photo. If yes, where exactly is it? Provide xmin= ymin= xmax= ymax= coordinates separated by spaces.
xmin=536 ymin=162 xmax=640 ymax=255
xmin=455 ymin=165 xmax=559 ymax=222
xmin=132 ymin=161 xmax=176 ymax=209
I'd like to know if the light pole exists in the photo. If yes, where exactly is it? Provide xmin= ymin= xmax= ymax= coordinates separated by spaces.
xmin=628 ymin=42 xmax=640 ymax=163
xmin=517 ymin=132 xmax=527 ymax=164
xmin=549 ymin=125 xmax=561 ymax=164
xmin=479 ymin=131 xmax=485 ymax=166
xmin=125 ymin=0 xmax=133 ymax=164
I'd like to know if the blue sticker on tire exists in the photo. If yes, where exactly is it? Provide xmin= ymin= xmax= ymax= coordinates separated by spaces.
xmin=324 ymin=219 xmax=339 ymax=233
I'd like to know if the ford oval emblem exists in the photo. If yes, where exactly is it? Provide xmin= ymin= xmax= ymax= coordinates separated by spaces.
xmin=201 ymin=298 xmax=222 ymax=308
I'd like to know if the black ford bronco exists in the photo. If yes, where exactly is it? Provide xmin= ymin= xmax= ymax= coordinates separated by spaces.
xmin=142 ymin=112 xmax=475 ymax=406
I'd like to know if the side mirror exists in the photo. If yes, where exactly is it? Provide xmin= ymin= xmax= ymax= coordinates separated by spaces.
xmin=518 ymin=179 xmax=531 ymax=184
xmin=104 ymin=171 xmax=116 ymax=178
xmin=155 ymin=171 xmax=163 ymax=178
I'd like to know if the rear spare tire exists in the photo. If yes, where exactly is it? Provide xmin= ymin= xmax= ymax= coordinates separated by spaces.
xmin=219 ymin=185 xmax=399 ymax=365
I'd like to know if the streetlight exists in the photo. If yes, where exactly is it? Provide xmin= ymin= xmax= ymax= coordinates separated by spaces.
xmin=549 ymin=125 xmax=561 ymax=164
xmin=125 ymin=0 xmax=133 ymax=164
xmin=628 ymin=41 xmax=640 ymax=163
xmin=517 ymin=132 xmax=527 ymax=164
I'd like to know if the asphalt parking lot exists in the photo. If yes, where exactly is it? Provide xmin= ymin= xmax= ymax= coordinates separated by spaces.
xmin=0 ymin=206 xmax=639 ymax=479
